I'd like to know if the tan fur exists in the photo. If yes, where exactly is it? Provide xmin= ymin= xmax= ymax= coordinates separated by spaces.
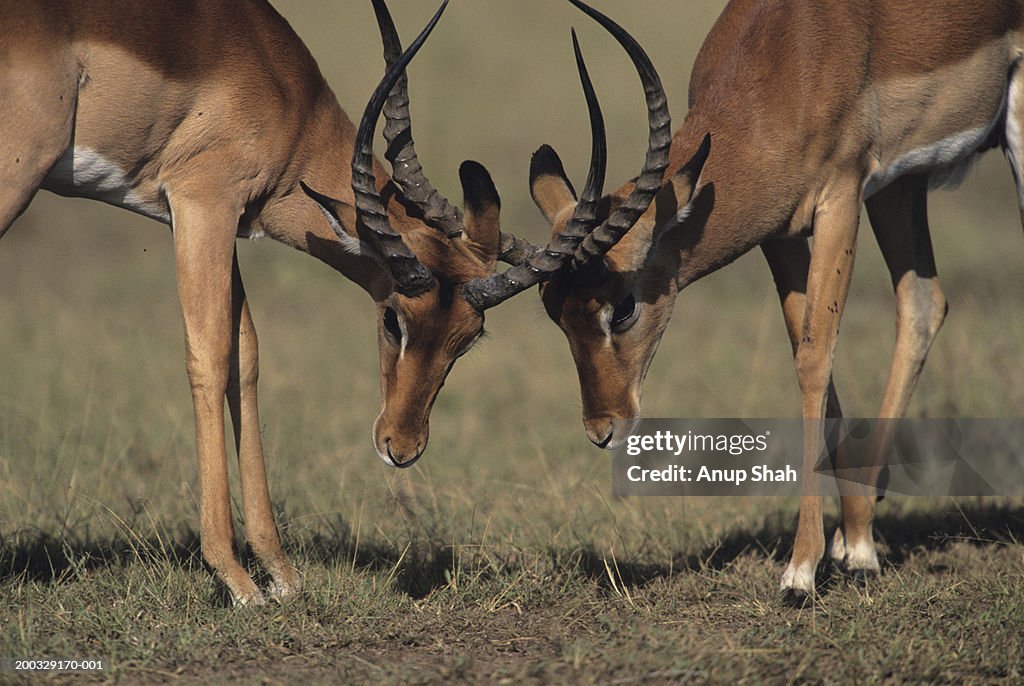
xmin=536 ymin=0 xmax=1024 ymax=598
xmin=1 ymin=0 xmax=503 ymax=606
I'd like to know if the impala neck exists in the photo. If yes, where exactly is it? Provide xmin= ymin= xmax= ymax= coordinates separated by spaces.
xmin=640 ymin=115 xmax=804 ymax=291
xmin=249 ymin=93 xmax=417 ymax=303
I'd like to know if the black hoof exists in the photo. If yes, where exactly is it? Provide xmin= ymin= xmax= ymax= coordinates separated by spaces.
xmin=781 ymin=587 xmax=812 ymax=608
xmin=847 ymin=568 xmax=879 ymax=586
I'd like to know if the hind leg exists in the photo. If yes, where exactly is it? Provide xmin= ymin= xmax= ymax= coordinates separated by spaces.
xmin=0 ymin=57 xmax=77 ymax=237
xmin=833 ymin=174 xmax=947 ymax=576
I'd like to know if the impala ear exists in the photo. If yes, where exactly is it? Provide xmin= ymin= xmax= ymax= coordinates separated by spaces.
xmin=530 ymin=144 xmax=578 ymax=225
xmin=651 ymin=133 xmax=712 ymax=244
xmin=675 ymin=133 xmax=711 ymax=202
xmin=459 ymin=161 xmax=501 ymax=263
xmin=638 ymin=136 xmax=712 ymax=264
xmin=300 ymin=181 xmax=383 ymax=262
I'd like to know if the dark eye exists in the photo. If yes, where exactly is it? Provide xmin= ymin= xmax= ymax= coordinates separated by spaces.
xmin=383 ymin=306 xmax=402 ymax=344
xmin=610 ymin=294 xmax=640 ymax=333
xmin=458 ymin=328 xmax=485 ymax=358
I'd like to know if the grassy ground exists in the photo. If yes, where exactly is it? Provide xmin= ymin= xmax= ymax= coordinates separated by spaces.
xmin=3 ymin=1 xmax=1024 ymax=683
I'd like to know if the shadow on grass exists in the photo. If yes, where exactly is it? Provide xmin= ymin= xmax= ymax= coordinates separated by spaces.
xmin=3 ymin=501 xmax=1022 ymax=601
xmin=0 ymin=518 xmax=471 ymax=602
xmin=298 ymin=523 xmax=482 ymax=600
xmin=0 ymin=527 xmax=204 ymax=584
xmin=570 ymin=500 xmax=1024 ymax=594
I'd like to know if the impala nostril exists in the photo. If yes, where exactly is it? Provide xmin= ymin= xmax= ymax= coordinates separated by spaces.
xmin=385 ymin=439 xmax=422 ymax=468
xmin=585 ymin=421 xmax=615 ymax=449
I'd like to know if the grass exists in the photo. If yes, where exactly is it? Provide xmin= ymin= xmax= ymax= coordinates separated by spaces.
xmin=3 ymin=0 xmax=1024 ymax=683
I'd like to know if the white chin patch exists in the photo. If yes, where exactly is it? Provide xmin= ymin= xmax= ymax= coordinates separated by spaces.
xmin=372 ymin=416 xmax=399 ymax=467
xmin=375 ymin=447 xmax=398 ymax=468
xmin=605 ymin=417 xmax=640 ymax=450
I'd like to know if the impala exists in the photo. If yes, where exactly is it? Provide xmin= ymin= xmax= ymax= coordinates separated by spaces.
xmin=0 ymin=0 xmax=547 ymax=606
xmin=471 ymin=0 xmax=1024 ymax=601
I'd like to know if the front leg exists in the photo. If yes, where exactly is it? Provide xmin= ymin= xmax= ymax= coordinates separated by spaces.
xmin=761 ymin=238 xmax=848 ymax=426
xmin=762 ymin=239 xmax=856 ymax=568
xmin=172 ymin=194 xmax=264 ymax=607
xmin=227 ymin=251 xmax=302 ymax=599
xmin=781 ymin=183 xmax=862 ymax=603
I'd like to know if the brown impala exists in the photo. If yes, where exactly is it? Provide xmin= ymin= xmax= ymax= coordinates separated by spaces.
xmin=471 ymin=0 xmax=1024 ymax=602
xmin=0 ymin=0 xmax=554 ymax=606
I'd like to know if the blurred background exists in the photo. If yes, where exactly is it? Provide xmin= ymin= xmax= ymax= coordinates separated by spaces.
xmin=2 ymin=0 xmax=1023 ymax=541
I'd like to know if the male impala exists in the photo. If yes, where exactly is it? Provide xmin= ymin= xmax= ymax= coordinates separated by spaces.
xmin=0 ymin=0 xmax=545 ymax=606
xmin=472 ymin=0 xmax=1024 ymax=601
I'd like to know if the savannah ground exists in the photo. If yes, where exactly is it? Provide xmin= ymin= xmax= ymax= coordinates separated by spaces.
xmin=2 ymin=1 xmax=1023 ymax=683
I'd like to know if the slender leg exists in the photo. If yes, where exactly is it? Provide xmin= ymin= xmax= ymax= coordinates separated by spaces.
xmin=762 ymin=238 xmax=849 ymax=426
xmin=226 ymin=251 xmax=302 ymax=599
xmin=763 ymin=239 xmax=855 ymax=573
xmin=829 ymin=174 xmax=947 ymax=576
xmin=171 ymin=193 xmax=264 ymax=606
xmin=781 ymin=182 xmax=863 ymax=601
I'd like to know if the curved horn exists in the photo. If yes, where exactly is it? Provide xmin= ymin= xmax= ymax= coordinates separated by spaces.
xmin=568 ymin=0 xmax=671 ymax=268
xmin=559 ymin=28 xmax=609 ymax=253
xmin=372 ymin=0 xmax=464 ymax=238
xmin=497 ymin=232 xmax=542 ymax=266
xmin=462 ymin=29 xmax=607 ymax=311
xmin=351 ymin=0 xmax=450 ymax=297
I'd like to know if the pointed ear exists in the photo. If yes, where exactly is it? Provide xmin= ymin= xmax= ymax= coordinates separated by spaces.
xmin=529 ymin=145 xmax=578 ymax=225
xmin=674 ymin=133 xmax=711 ymax=205
xmin=459 ymin=161 xmax=501 ymax=262
xmin=300 ymin=181 xmax=383 ymax=262
xmin=651 ymin=133 xmax=712 ymax=244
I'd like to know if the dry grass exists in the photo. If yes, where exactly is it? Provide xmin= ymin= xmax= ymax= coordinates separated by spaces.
xmin=2 ymin=1 xmax=1024 ymax=683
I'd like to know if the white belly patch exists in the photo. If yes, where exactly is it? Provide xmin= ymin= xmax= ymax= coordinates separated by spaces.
xmin=863 ymin=122 xmax=999 ymax=199
xmin=44 ymin=147 xmax=170 ymax=223
xmin=862 ymin=78 xmax=1007 ymax=200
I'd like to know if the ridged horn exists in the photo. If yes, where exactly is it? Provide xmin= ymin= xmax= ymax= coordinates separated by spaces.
xmin=568 ymin=0 xmax=672 ymax=268
xmin=373 ymin=0 xmax=465 ymax=238
xmin=462 ymin=27 xmax=607 ymax=311
xmin=560 ymin=28 xmax=609 ymax=255
xmin=349 ymin=0 xmax=451 ymax=297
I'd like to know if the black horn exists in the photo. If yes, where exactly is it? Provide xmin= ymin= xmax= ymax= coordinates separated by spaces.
xmin=372 ymin=0 xmax=465 ymax=238
xmin=567 ymin=0 xmax=672 ymax=268
xmin=350 ymin=0 xmax=451 ymax=297
xmin=462 ymin=1 xmax=664 ymax=310
xmin=462 ymin=26 xmax=608 ymax=311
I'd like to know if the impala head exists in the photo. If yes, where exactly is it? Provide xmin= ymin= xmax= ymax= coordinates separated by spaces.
xmin=361 ymin=160 xmax=503 ymax=467
xmin=535 ymin=134 xmax=710 ymax=450
xmin=463 ymin=0 xmax=710 ymax=450
xmin=303 ymin=0 xmax=543 ymax=467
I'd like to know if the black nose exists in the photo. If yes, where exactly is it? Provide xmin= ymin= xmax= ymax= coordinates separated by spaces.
xmin=386 ymin=440 xmax=422 ymax=468
xmin=586 ymin=423 xmax=614 ymax=449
